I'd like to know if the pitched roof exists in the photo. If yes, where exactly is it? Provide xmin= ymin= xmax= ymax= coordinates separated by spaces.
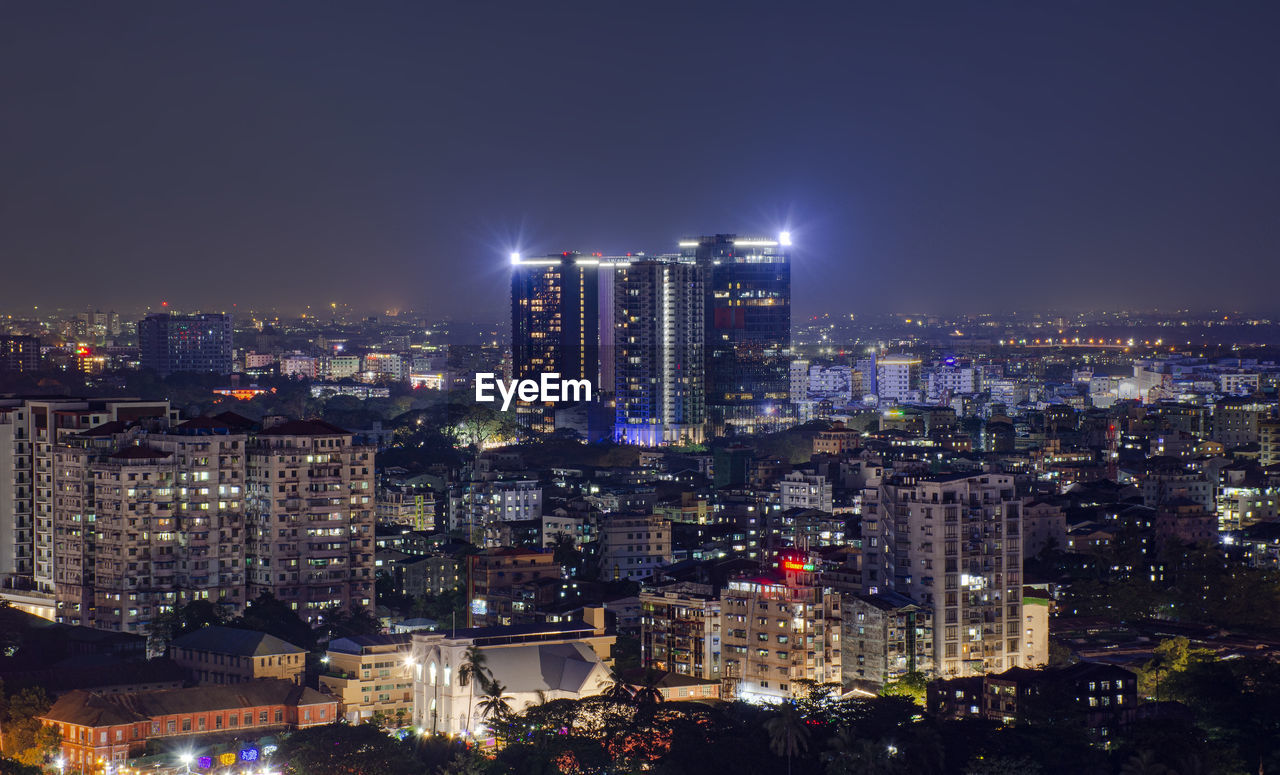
xmin=172 ymin=626 xmax=306 ymax=657
xmin=78 ymin=420 xmax=132 ymax=438
xmin=109 ymin=445 xmax=172 ymax=461
xmin=855 ymin=591 xmax=921 ymax=611
xmin=257 ymin=419 xmax=351 ymax=436
xmin=176 ymin=415 xmax=236 ymax=430
xmin=42 ymin=680 xmax=331 ymax=727
xmin=620 ymin=669 xmax=719 ymax=689
xmin=482 ymin=642 xmax=606 ymax=695
xmin=42 ymin=690 xmax=149 ymax=727
xmin=211 ymin=411 xmax=259 ymax=430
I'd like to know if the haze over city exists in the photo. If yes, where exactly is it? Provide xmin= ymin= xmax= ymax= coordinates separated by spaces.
xmin=8 ymin=5 xmax=1280 ymax=775
xmin=2 ymin=1 xmax=1278 ymax=318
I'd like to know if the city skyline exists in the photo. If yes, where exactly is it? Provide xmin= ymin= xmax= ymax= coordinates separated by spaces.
xmin=2 ymin=2 xmax=1278 ymax=318
xmin=6 ymin=4 xmax=1280 ymax=774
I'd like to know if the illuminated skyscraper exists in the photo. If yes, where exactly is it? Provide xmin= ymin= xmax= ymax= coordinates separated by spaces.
xmin=683 ymin=234 xmax=791 ymax=434
xmin=138 ymin=312 xmax=234 ymax=375
xmin=511 ymin=252 xmax=599 ymax=433
xmin=613 ymin=257 xmax=705 ymax=446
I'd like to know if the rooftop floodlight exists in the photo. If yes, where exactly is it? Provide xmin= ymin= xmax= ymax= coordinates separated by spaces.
xmin=779 ymin=230 xmax=793 ymax=246
xmin=509 ymin=251 xmax=521 ymax=264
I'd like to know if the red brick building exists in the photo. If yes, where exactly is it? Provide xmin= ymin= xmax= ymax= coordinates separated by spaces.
xmin=41 ymin=678 xmax=336 ymax=770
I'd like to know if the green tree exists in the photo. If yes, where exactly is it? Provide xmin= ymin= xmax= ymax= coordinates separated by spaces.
xmin=825 ymin=731 xmax=903 ymax=775
xmin=0 ymin=687 xmax=58 ymax=765
xmin=458 ymin=645 xmax=491 ymax=737
xmin=1118 ymin=750 xmax=1169 ymax=775
xmin=438 ymin=748 xmax=492 ymax=775
xmin=447 ymin=403 xmax=517 ymax=473
xmin=881 ymin=671 xmax=928 ymax=706
xmin=1136 ymin=637 xmax=1214 ymax=701
xmin=0 ymin=759 xmax=41 ymax=775
xmin=148 ymin=598 xmax=231 ymax=652
xmin=319 ymin=604 xmax=384 ymax=640
xmin=965 ymin=756 xmax=1043 ymax=775
xmin=274 ymin=723 xmax=420 ymax=775
xmin=764 ymin=702 xmax=810 ymax=775
xmin=233 ymin=592 xmax=316 ymax=650
xmin=476 ymin=680 xmax=515 ymax=739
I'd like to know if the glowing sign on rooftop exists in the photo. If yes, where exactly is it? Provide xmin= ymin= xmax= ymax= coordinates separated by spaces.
xmin=781 ymin=559 xmax=815 ymax=573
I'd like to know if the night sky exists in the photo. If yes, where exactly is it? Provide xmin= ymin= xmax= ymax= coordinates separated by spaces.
xmin=2 ymin=1 xmax=1277 ymax=319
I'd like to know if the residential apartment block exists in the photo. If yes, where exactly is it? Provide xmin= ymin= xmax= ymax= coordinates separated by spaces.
xmin=842 ymin=591 xmax=933 ymax=691
xmin=639 ymin=582 xmax=722 ymax=681
xmin=862 ymin=472 xmax=1024 ymax=676
xmin=720 ymin=556 xmax=842 ymax=703
xmin=245 ymin=419 xmax=376 ymax=623
xmin=598 ymin=514 xmax=671 ymax=583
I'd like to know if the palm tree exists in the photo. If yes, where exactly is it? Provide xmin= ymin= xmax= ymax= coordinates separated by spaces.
xmin=824 ymin=726 xmax=857 ymax=773
xmin=458 ymin=645 xmax=491 ymax=737
xmin=764 ymin=701 xmax=810 ymax=775
xmin=524 ymin=689 xmax=551 ymax=711
xmin=632 ymin=671 xmax=664 ymax=709
xmin=1120 ymin=750 xmax=1170 ymax=775
xmin=601 ymin=667 xmax=635 ymax=704
xmin=476 ymin=679 xmax=515 ymax=740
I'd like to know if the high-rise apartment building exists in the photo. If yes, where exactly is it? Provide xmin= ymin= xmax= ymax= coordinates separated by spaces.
xmin=862 ymin=472 xmax=1024 ymax=676
xmin=598 ymin=514 xmax=671 ymax=582
xmin=925 ymin=361 xmax=976 ymax=402
xmin=1212 ymin=398 xmax=1274 ymax=447
xmin=876 ymin=356 xmax=922 ymax=403
xmin=0 ymin=398 xmax=172 ymax=596
xmin=613 ymin=258 xmax=705 ymax=446
xmin=685 ymin=235 xmax=791 ymax=434
xmin=0 ymin=335 xmax=41 ymax=372
xmin=842 ymin=592 xmax=933 ymax=690
xmin=244 ymin=419 xmax=375 ymax=623
xmin=639 ymin=582 xmax=722 ymax=681
xmin=511 ymin=252 xmax=599 ymax=433
xmin=138 ymin=313 xmax=234 ymax=375
xmin=720 ymin=555 xmax=842 ymax=703
xmin=52 ymin=418 xmax=249 ymax=631
xmin=1261 ymin=418 xmax=1280 ymax=467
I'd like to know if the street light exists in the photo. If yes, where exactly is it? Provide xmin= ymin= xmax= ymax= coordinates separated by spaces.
xmin=179 ymin=752 xmax=193 ymax=774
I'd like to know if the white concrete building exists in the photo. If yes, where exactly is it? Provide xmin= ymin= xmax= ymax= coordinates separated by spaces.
xmin=410 ymin=616 xmax=614 ymax=738
xmin=280 ymin=354 xmax=319 ymax=379
xmin=876 ymin=356 xmax=921 ymax=403
xmin=779 ymin=471 xmax=834 ymax=513
xmin=925 ymin=364 xmax=976 ymax=402
xmin=862 ymin=472 xmax=1025 ymax=677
